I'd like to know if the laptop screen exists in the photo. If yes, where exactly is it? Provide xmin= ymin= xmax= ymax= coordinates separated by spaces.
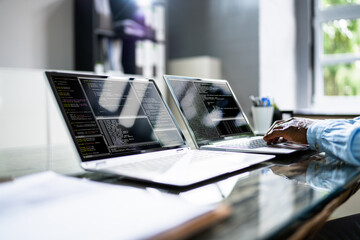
xmin=165 ymin=76 xmax=253 ymax=145
xmin=47 ymin=72 xmax=187 ymax=161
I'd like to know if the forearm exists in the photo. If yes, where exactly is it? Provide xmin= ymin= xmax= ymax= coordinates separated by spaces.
xmin=307 ymin=118 xmax=360 ymax=166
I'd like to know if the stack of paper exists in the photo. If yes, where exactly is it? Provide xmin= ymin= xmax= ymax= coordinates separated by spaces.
xmin=0 ymin=172 xmax=230 ymax=240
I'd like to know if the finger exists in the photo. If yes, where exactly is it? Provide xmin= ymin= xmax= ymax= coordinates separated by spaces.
xmin=271 ymin=137 xmax=280 ymax=144
xmin=283 ymin=117 xmax=294 ymax=123
xmin=268 ymin=118 xmax=294 ymax=133
xmin=266 ymin=122 xmax=283 ymax=136
xmin=263 ymin=130 xmax=280 ymax=143
xmin=263 ymin=122 xmax=291 ymax=141
xmin=272 ymin=123 xmax=287 ymax=130
xmin=268 ymin=120 xmax=284 ymax=129
xmin=266 ymin=137 xmax=279 ymax=145
xmin=267 ymin=120 xmax=286 ymax=133
xmin=263 ymin=129 xmax=288 ymax=142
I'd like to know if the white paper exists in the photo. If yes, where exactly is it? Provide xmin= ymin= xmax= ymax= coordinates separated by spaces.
xmin=0 ymin=172 xmax=216 ymax=240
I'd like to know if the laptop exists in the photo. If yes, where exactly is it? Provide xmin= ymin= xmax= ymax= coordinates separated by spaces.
xmin=45 ymin=71 xmax=274 ymax=187
xmin=163 ymin=75 xmax=308 ymax=155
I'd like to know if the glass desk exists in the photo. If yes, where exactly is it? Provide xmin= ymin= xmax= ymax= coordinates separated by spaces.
xmin=78 ymin=151 xmax=360 ymax=239
xmin=1 ymin=68 xmax=358 ymax=239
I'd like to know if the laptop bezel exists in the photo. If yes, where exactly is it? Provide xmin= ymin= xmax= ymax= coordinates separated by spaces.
xmin=46 ymin=71 xmax=189 ymax=165
xmin=163 ymin=75 xmax=256 ymax=148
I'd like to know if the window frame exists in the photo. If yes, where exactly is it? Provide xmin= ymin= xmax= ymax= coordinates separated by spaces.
xmin=312 ymin=0 xmax=360 ymax=113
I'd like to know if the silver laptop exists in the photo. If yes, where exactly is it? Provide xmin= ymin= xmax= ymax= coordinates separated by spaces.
xmin=163 ymin=75 xmax=308 ymax=155
xmin=46 ymin=71 xmax=273 ymax=187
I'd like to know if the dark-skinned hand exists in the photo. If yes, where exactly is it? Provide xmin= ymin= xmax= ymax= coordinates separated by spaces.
xmin=263 ymin=117 xmax=316 ymax=145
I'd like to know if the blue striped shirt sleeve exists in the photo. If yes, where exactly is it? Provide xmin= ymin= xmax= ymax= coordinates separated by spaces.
xmin=307 ymin=117 xmax=360 ymax=166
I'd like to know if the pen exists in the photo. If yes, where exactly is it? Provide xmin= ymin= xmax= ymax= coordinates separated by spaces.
xmin=249 ymin=95 xmax=258 ymax=106
xmin=261 ymin=97 xmax=271 ymax=106
xmin=250 ymin=96 xmax=272 ymax=107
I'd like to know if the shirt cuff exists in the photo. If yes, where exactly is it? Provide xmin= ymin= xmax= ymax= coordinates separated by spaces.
xmin=307 ymin=120 xmax=327 ymax=152
xmin=348 ymin=127 xmax=360 ymax=165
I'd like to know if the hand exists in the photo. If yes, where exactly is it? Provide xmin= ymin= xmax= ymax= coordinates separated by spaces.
xmin=263 ymin=117 xmax=315 ymax=145
xmin=271 ymin=159 xmax=311 ymax=178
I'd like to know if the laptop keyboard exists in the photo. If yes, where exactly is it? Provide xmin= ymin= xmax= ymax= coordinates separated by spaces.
xmin=217 ymin=137 xmax=268 ymax=149
xmin=112 ymin=151 xmax=226 ymax=175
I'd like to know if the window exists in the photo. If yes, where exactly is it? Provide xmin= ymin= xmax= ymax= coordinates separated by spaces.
xmin=313 ymin=0 xmax=360 ymax=112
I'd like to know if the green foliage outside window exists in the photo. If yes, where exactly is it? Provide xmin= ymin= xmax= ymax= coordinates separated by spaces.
xmin=321 ymin=0 xmax=360 ymax=96
xmin=322 ymin=0 xmax=360 ymax=8
xmin=323 ymin=19 xmax=360 ymax=55
xmin=324 ymin=62 xmax=360 ymax=96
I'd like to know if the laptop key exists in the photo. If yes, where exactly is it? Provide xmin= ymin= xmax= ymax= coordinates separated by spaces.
xmin=218 ymin=137 xmax=267 ymax=149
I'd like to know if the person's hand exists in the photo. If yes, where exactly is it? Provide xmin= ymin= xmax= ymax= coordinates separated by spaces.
xmin=263 ymin=117 xmax=316 ymax=145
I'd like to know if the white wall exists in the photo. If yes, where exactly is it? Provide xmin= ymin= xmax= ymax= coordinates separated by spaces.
xmin=0 ymin=69 xmax=48 ymax=148
xmin=0 ymin=0 xmax=73 ymax=70
xmin=0 ymin=68 xmax=82 ymax=177
xmin=0 ymin=1 xmax=79 ymax=177
xmin=0 ymin=67 xmax=75 ymax=148
xmin=259 ymin=0 xmax=296 ymax=111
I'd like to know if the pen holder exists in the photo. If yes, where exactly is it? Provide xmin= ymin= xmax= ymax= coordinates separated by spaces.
xmin=251 ymin=106 xmax=274 ymax=135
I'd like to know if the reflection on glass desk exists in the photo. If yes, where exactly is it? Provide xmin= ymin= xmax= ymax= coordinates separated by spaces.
xmin=79 ymin=152 xmax=360 ymax=239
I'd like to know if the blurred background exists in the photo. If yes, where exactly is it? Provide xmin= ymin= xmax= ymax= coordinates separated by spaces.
xmin=0 ymin=0 xmax=360 ymax=220
xmin=1 ymin=0 xmax=360 ymax=114
xmin=0 ymin=0 xmax=359 ymax=176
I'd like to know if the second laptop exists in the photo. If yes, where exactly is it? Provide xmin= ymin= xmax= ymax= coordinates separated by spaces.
xmin=163 ymin=75 xmax=308 ymax=155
